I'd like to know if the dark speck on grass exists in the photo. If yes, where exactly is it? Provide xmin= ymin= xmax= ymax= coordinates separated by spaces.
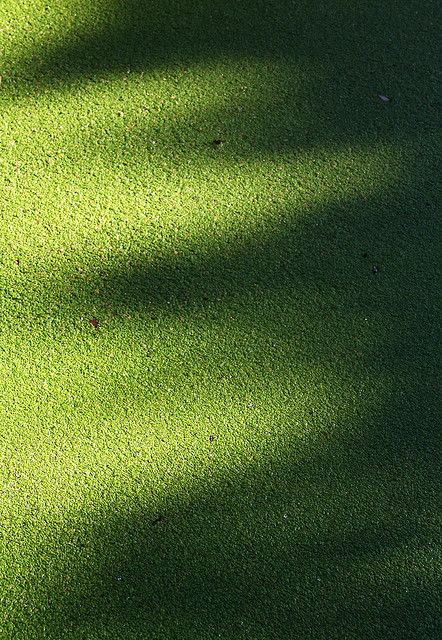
xmin=209 ymin=434 xmax=215 ymax=443
xmin=362 ymin=252 xmax=368 ymax=259
xmin=212 ymin=139 xmax=224 ymax=147
xmin=89 ymin=317 xmax=99 ymax=327
xmin=14 ymin=259 xmax=20 ymax=265
xmin=152 ymin=515 xmax=165 ymax=525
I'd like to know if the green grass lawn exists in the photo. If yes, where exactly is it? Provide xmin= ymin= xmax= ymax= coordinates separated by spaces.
xmin=1 ymin=1 xmax=441 ymax=638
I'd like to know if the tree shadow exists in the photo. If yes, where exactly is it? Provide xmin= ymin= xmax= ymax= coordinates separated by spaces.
xmin=3 ymin=2 xmax=441 ymax=638
xmin=5 ymin=0 xmax=438 ymax=166
xmin=23 ymin=388 xmax=441 ymax=639
xmin=10 ymin=173 xmax=440 ymax=638
xmin=8 ymin=0 xmax=438 ymax=87
xmin=4 ymin=0 xmax=438 ymax=227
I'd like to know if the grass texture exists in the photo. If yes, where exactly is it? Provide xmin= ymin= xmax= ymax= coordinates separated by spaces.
xmin=0 ymin=1 xmax=441 ymax=638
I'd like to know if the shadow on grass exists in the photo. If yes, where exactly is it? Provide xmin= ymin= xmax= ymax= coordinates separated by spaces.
xmin=49 ymin=177 xmax=439 ymax=370
xmin=7 ymin=173 xmax=441 ymax=639
xmin=3 ymin=2 xmax=441 ymax=638
xmin=15 ymin=179 xmax=440 ymax=639
xmin=9 ymin=0 xmax=438 ymax=88
xmin=6 ymin=0 xmax=439 ymax=170
xmin=27 ymin=393 xmax=440 ymax=639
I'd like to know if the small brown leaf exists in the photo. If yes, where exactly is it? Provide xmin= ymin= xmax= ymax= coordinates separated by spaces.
xmin=89 ymin=317 xmax=99 ymax=327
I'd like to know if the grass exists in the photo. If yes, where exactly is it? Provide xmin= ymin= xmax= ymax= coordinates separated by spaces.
xmin=0 ymin=1 xmax=441 ymax=638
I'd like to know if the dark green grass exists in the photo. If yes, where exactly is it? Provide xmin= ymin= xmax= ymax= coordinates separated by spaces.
xmin=0 ymin=1 xmax=441 ymax=639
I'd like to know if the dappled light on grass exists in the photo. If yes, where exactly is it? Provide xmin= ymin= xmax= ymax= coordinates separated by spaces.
xmin=13 ymin=395 xmax=441 ymax=639
xmin=2 ymin=165 xmax=440 ymax=636
xmin=1 ymin=0 xmax=440 ymax=638
xmin=1 ymin=64 xmax=405 ymax=263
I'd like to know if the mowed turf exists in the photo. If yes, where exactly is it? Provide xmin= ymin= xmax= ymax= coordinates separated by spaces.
xmin=0 ymin=1 xmax=441 ymax=638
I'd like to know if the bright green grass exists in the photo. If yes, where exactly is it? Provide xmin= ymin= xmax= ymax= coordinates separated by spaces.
xmin=0 ymin=1 xmax=441 ymax=638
